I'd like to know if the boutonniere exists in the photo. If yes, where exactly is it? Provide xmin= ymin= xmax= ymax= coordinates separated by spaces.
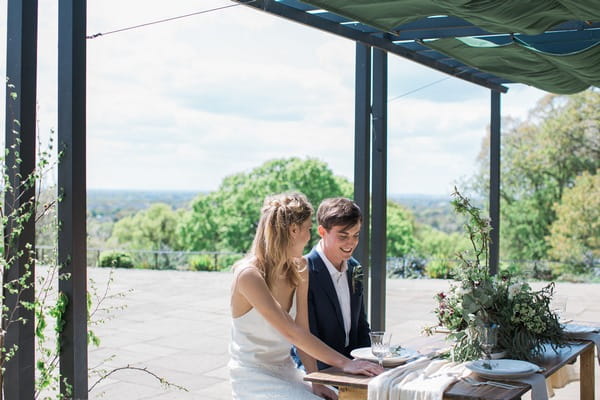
xmin=351 ymin=264 xmax=364 ymax=294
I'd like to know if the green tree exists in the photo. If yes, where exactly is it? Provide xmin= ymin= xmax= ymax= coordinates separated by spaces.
xmin=179 ymin=157 xmax=352 ymax=253
xmin=110 ymin=203 xmax=181 ymax=251
xmin=177 ymin=194 xmax=221 ymax=251
xmin=386 ymin=201 xmax=416 ymax=257
xmin=414 ymin=225 xmax=470 ymax=278
xmin=471 ymin=89 xmax=600 ymax=263
xmin=547 ymin=171 xmax=599 ymax=273
xmin=415 ymin=225 xmax=470 ymax=260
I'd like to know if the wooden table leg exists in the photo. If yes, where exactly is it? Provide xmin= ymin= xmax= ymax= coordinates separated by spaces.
xmin=580 ymin=344 xmax=595 ymax=400
xmin=339 ymin=386 xmax=368 ymax=400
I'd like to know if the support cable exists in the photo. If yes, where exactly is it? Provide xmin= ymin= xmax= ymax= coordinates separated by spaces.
xmin=388 ymin=76 xmax=450 ymax=102
xmin=87 ymin=1 xmax=255 ymax=39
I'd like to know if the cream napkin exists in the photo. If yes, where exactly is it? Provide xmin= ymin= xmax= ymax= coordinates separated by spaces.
xmin=368 ymin=358 xmax=467 ymax=400
xmin=563 ymin=324 xmax=600 ymax=365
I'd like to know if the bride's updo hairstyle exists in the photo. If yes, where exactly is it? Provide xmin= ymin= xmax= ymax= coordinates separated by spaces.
xmin=250 ymin=192 xmax=313 ymax=289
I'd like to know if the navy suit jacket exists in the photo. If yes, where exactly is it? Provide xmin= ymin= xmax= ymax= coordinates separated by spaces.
xmin=306 ymin=247 xmax=371 ymax=370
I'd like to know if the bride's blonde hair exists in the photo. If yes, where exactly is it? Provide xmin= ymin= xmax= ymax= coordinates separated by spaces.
xmin=246 ymin=192 xmax=313 ymax=289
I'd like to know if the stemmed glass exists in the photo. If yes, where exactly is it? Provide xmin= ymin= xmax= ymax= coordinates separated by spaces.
xmin=478 ymin=323 xmax=498 ymax=369
xmin=551 ymin=296 xmax=568 ymax=323
xmin=369 ymin=331 xmax=392 ymax=367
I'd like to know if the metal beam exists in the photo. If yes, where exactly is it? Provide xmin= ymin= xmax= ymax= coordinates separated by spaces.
xmin=58 ymin=0 xmax=88 ymax=397
xmin=489 ymin=90 xmax=501 ymax=275
xmin=2 ymin=2 xmax=38 ymax=398
xmin=235 ymin=0 xmax=508 ymax=93
xmin=353 ymin=43 xmax=371 ymax=304
xmin=370 ymin=48 xmax=387 ymax=331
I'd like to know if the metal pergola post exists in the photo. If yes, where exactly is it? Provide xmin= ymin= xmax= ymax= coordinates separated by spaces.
xmin=489 ymin=90 xmax=501 ymax=275
xmin=353 ymin=43 xmax=371 ymax=304
xmin=370 ymin=48 xmax=387 ymax=331
xmin=57 ymin=0 xmax=88 ymax=397
xmin=2 ymin=1 xmax=38 ymax=398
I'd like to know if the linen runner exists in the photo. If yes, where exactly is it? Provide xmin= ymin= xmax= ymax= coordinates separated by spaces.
xmin=367 ymin=358 xmax=551 ymax=400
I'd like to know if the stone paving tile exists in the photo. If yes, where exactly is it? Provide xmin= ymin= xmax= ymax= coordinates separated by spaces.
xmin=86 ymin=267 xmax=599 ymax=399
xmin=205 ymin=365 xmax=230 ymax=380
xmin=89 ymin=346 xmax=167 ymax=370
xmin=191 ymin=380 xmax=233 ymax=400
xmin=89 ymin=380 xmax=161 ymax=400
xmin=148 ymin=351 xmax=226 ymax=376
xmin=139 ymin=390 xmax=217 ymax=400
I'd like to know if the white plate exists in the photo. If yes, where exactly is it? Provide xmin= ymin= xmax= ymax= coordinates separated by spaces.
xmin=466 ymin=359 xmax=540 ymax=380
xmin=563 ymin=324 xmax=600 ymax=334
xmin=350 ymin=346 xmax=419 ymax=367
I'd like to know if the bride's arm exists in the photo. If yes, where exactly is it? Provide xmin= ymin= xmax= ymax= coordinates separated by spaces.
xmin=295 ymin=263 xmax=320 ymax=373
xmin=295 ymin=263 xmax=338 ymax=399
xmin=235 ymin=265 xmax=382 ymax=376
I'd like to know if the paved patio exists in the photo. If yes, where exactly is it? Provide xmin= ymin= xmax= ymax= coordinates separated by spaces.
xmin=87 ymin=267 xmax=600 ymax=399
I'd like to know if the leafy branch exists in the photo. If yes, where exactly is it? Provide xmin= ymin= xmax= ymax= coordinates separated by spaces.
xmin=88 ymin=365 xmax=189 ymax=394
xmin=450 ymin=186 xmax=491 ymax=277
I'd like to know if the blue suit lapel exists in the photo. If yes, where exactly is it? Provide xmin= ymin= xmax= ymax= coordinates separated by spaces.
xmin=308 ymin=248 xmax=345 ymax=332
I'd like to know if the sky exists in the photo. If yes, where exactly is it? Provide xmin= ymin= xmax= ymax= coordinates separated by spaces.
xmin=1 ymin=0 xmax=549 ymax=196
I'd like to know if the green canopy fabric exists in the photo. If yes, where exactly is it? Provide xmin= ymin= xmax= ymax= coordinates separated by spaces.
xmin=424 ymin=37 xmax=600 ymax=94
xmin=299 ymin=0 xmax=599 ymax=93
xmin=301 ymin=0 xmax=600 ymax=34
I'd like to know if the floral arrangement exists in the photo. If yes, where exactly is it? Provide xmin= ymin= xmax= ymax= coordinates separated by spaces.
xmin=430 ymin=189 xmax=566 ymax=362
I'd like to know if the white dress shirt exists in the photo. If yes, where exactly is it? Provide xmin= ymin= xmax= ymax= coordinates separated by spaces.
xmin=316 ymin=240 xmax=351 ymax=347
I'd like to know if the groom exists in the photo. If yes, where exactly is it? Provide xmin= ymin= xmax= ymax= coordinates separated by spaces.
xmin=296 ymin=197 xmax=371 ymax=372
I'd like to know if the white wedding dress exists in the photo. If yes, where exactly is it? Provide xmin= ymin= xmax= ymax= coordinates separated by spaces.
xmin=229 ymin=292 xmax=322 ymax=400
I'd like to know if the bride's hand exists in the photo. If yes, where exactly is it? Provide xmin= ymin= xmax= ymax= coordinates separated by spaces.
xmin=341 ymin=359 xmax=384 ymax=376
xmin=311 ymin=383 xmax=337 ymax=400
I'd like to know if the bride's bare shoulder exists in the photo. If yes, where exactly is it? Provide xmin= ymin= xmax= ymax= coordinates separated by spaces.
xmin=233 ymin=259 xmax=263 ymax=282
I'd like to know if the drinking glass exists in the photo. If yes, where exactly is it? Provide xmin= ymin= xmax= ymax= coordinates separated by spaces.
xmin=478 ymin=323 xmax=498 ymax=369
xmin=551 ymin=296 xmax=568 ymax=322
xmin=369 ymin=331 xmax=392 ymax=367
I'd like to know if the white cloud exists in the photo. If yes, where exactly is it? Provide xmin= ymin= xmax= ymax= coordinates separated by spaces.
xmin=2 ymin=0 xmax=548 ymax=195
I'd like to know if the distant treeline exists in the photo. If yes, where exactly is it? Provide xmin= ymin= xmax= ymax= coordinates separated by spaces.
xmin=89 ymin=190 xmax=465 ymax=234
xmin=87 ymin=189 xmax=200 ymax=221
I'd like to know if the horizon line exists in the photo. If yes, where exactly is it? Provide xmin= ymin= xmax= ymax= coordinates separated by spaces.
xmin=87 ymin=188 xmax=463 ymax=198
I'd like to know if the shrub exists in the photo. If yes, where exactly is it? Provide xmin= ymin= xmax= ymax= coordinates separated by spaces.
xmin=217 ymin=254 xmax=244 ymax=270
xmin=424 ymin=257 xmax=456 ymax=279
xmin=189 ymin=254 xmax=217 ymax=271
xmin=188 ymin=253 xmax=244 ymax=271
xmin=98 ymin=251 xmax=134 ymax=269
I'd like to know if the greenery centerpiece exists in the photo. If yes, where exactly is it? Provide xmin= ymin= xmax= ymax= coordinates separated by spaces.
xmin=430 ymin=188 xmax=566 ymax=362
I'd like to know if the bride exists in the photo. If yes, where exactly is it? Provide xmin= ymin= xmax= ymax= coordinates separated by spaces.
xmin=229 ymin=192 xmax=383 ymax=400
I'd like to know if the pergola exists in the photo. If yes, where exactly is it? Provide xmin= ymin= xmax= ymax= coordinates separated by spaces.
xmin=3 ymin=0 xmax=598 ymax=398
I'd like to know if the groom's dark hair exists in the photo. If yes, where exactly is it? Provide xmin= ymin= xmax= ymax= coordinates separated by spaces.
xmin=317 ymin=197 xmax=362 ymax=231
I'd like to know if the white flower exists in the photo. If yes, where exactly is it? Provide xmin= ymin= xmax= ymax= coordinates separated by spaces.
xmin=508 ymin=283 xmax=523 ymax=300
xmin=351 ymin=264 xmax=364 ymax=293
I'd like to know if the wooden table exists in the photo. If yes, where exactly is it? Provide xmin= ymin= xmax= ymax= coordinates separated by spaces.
xmin=304 ymin=335 xmax=596 ymax=400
